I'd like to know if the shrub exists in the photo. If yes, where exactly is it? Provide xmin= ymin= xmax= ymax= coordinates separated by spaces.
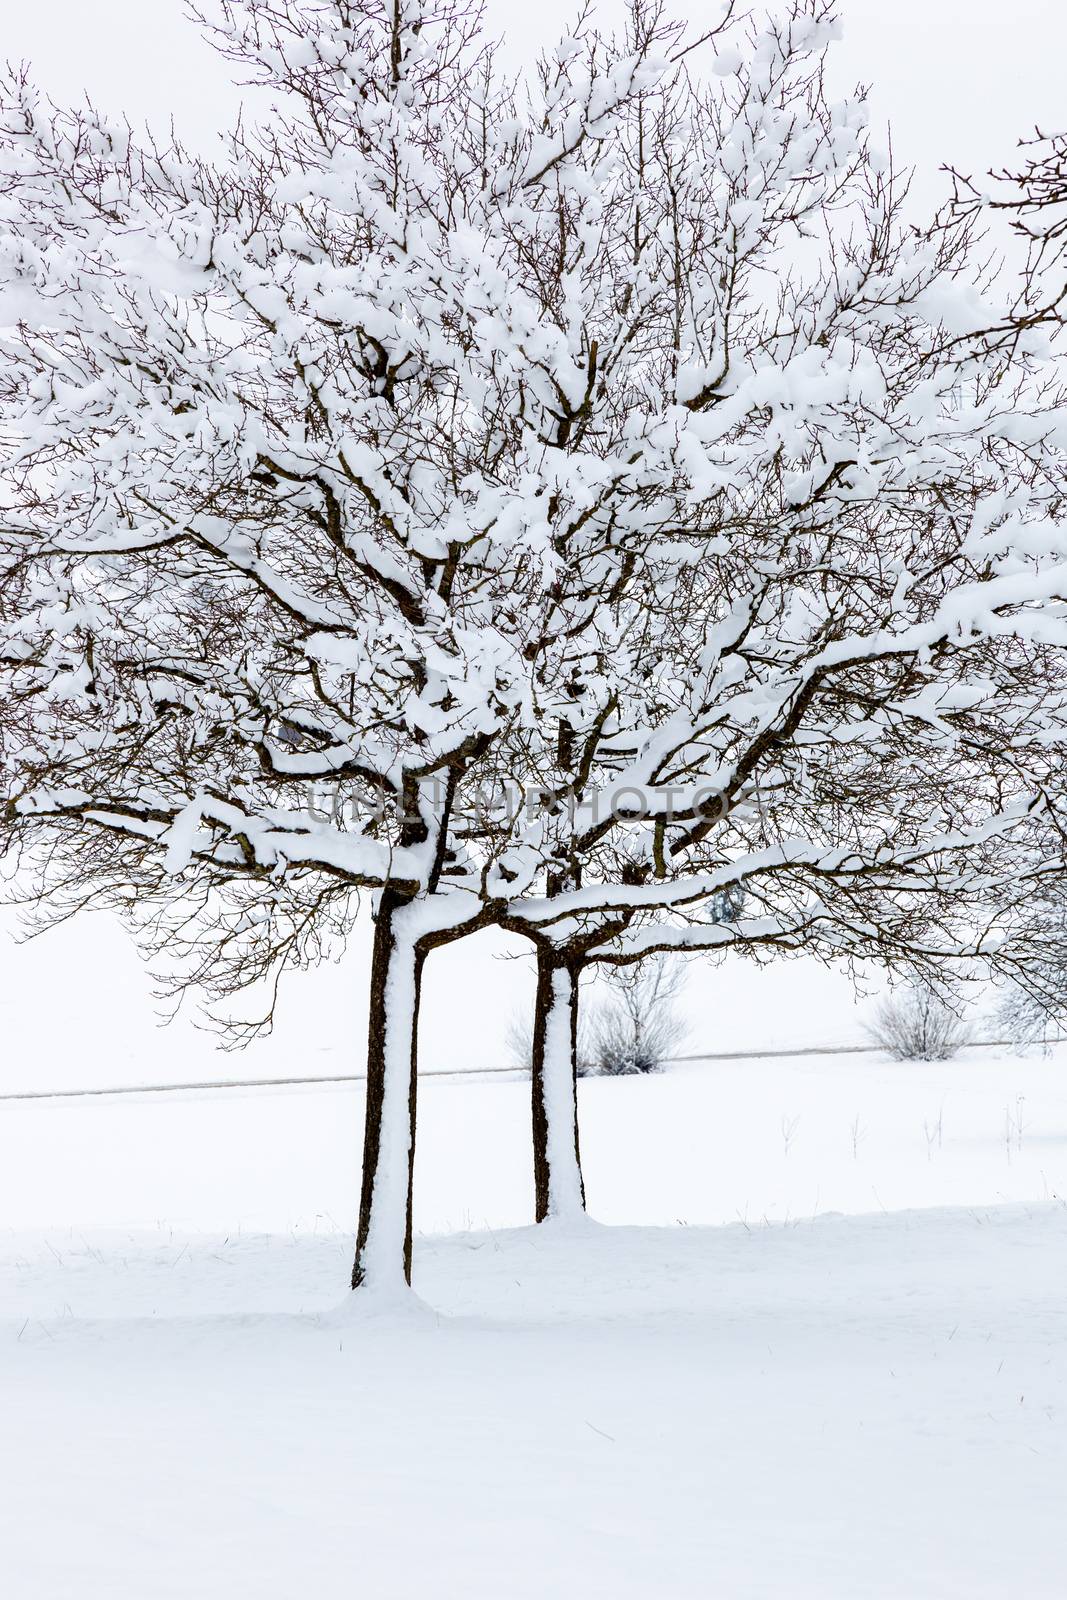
xmin=587 ymin=957 xmax=688 ymax=1076
xmin=866 ymin=984 xmax=971 ymax=1061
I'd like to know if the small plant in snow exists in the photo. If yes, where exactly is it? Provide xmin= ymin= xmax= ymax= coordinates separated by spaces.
xmin=866 ymin=985 xmax=972 ymax=1062
xmin=849 ymin=1114 xmax=866 ymax=1160
xmin=922 ymin=1105 xmax=945 ymax=1160
xmin=1004 ymin=1095 xmax=1027 ymax=1157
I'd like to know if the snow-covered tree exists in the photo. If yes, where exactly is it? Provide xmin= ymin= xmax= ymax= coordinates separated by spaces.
xmin=988 ymin=884 xmax=1067 ymax=1046
xmin=4 ymin=0 xmax=1067 ymax=1288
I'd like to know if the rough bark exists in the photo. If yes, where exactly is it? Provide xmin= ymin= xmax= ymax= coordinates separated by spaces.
xmin=530 ymin=947 xmax=587 ymax=1223
xmin=351 ymin=889 xmax=425 ymax=1290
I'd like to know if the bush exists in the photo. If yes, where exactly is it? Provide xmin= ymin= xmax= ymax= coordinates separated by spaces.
xmin=587 ymin=957 xmax=688 ymax=1076
xmin=866 ymin=984 xmax=971 ymax=1062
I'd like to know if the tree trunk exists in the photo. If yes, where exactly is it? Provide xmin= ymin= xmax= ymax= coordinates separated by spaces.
xmin=351 ymin=890 xmax=425 ymax=1292
xmin=530 ymin=948 xmax=587 ymax=1223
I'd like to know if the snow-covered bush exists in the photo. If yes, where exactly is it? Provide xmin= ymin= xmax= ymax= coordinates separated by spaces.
xmin=867 ymin=987 xmax=971 ymax=1062
xmin=587 ymin=958 xmax=687 ymax=1076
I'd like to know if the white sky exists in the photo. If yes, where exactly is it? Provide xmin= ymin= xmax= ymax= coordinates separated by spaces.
xmin=0 ymin=1 xmax=1055 ymax=1087
xmin=5 ymin=0 xmax=1063 ymax=207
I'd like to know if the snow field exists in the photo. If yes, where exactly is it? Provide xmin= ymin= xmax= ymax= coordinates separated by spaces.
xmin=2 ymin=1048 xmax=1064 ymax=1236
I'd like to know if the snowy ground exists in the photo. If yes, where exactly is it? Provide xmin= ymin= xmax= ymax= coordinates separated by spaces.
xmin=2 ymin=1205 xmax=1064 ymax=1600
xmin=2 ymin=1048 xmax=1066 ymax=1598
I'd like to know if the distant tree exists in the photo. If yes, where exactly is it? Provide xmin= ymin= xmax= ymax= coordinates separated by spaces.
xmin=992 ymin=892 xmax=1067 ymax=1047
xmin=996 ymin=983 xmax=1058 ymax=1050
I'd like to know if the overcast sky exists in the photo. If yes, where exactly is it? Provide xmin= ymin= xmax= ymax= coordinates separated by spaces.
xmin=5 ymin=1 xmax=1064 ymax=208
